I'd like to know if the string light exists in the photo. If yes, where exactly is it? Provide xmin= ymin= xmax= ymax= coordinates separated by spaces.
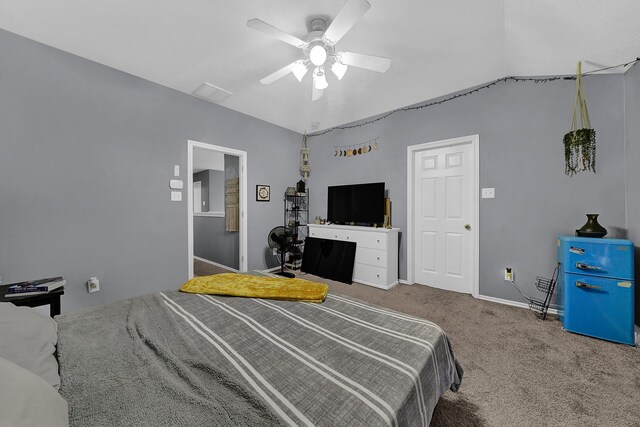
xmin=309 ymin=58 xmax=640 ymax=138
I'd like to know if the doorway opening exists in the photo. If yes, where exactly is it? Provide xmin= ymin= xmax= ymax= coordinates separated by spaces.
xmin=187 ymin=140 xmax=248 ymax=278
xmin=406 ymin=135 xmax=479 ymax=296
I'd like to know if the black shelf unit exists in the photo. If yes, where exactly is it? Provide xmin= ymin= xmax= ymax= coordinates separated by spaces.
xmin=284 ymin=190 xmax=309 ymax=269
xmin=528 ymin=266 xmax=559 ymax=320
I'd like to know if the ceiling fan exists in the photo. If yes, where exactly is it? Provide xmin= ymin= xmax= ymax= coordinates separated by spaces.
xmin=247 ymin=0 xmax=391 ymax=101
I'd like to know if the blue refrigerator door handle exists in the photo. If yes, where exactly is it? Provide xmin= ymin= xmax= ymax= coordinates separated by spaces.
xmin=575 ymin=262 xmax=603 ymax=271
xmin=575 ymin=281 xmax=603 ymax=290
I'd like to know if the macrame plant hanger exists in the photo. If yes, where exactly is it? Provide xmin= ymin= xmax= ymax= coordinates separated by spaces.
xmin=300 ymin=131 xmax=310 ymax=182
xmin=563 ymin=61 xmax=596 ymax=176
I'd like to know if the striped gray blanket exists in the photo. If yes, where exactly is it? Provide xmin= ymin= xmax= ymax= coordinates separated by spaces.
xmin=57 ymin=291 xmax=462 ymax=426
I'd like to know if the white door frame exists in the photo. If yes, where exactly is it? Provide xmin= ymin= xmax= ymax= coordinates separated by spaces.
xmin=187 ymin=140 xmax=248 ymax=278
xmin=406 ymin=134 xmax=480 ymax=297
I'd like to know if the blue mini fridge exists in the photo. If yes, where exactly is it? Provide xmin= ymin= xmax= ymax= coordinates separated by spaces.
xmin=557 ymin=236 xmax=635 ymax=345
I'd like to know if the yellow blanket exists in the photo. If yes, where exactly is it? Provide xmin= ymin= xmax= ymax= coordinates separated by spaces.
xmin=180 ymin=273 xmax=328 ymax=303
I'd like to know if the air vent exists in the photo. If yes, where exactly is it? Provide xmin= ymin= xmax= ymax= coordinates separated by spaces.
xmin=191 ymin=82 xmax=232 ymax=104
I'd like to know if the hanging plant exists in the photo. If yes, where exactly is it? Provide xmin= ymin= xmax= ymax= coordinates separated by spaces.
xmin=563 ymin=61 xmax=596 ymax=176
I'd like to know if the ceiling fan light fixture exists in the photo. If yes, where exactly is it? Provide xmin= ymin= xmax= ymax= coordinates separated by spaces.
xmin=309 ymin=45 xmax=327 ymax=66
xmin=292 ymin=61 xmax=308 ymax=82
xmin=331 ymin=61 xmax=348 ymax=80
xmin=314 ymin=67 xmax=328 ymax=90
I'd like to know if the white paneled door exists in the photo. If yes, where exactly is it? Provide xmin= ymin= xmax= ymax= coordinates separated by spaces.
xmin=413 ymin=142 xmax=474 ymax=293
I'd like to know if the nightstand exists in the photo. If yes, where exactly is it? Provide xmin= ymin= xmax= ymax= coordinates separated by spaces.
xmin=0 ymin=284 xmax=65 ymax=317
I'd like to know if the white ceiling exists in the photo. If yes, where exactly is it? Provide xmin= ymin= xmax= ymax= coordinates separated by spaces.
xmin=1 ymin=0 xmax=638 ymax=134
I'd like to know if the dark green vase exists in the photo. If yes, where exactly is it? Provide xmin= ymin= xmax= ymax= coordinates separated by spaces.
xmin=576 ymin=214 xmax=607 ymax=238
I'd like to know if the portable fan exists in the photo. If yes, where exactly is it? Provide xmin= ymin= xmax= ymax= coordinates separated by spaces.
xmin=268 ymin=226 xmax=295 ymax=278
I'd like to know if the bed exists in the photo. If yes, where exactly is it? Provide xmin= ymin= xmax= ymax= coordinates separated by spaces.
xmin=53 ymin=289 xmax=462 ymax=426
xmin=0 ymin=283 xmax=463 ymax=426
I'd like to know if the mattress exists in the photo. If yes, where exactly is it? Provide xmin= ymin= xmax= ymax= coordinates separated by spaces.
xmin=57 ymin=291 xmax=462 ymax=426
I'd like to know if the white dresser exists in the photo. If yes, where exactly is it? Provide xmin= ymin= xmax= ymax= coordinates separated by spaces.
xmin=307 ymin=224 xmax=399 ymax=290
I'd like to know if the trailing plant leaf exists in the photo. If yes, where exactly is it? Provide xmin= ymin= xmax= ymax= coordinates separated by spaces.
xmin=563 ymin=128 xmax=596 ymax=176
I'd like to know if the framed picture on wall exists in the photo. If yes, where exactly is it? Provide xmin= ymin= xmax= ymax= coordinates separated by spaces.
xmin=256 ymin=185 xmax=270 ymax=202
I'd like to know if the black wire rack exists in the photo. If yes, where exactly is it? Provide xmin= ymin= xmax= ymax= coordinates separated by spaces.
xmin=528 ymin=266 xmax=559 ymax=320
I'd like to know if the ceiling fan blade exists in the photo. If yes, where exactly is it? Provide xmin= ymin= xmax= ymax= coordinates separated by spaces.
xmin=260 ymin=62 xmax=296 ymax=85
xmin=339 ymin=51 xmax=391 ymax=73
xmin=247 ymin=19 xmax=307 ymax=48
xmin=323 ymin=0 xmax=371 ymax=45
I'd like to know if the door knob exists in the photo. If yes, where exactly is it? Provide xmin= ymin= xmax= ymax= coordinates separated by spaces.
xmin=464 ymin=224 xmax=471 ymax=231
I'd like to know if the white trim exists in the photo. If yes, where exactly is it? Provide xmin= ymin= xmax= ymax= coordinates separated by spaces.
xmin=353 ymin=279 xmax=399 ymax=290
xmin=477 ymin=294 xmax=558 ymax=315
xmin=188 ymin=140 xmax=248 ymax=279
xmin=406 ymin=134 xmax=480 ymax=298
xmin=193 ymin=256 xmax=239 ymax=273
xmin=399 ymin=279 xmax=412 ymax=285
xmin=193 ymin=212 xmax=225 ymax=217
xmin=634 ymin=325 xmax=640 ymax=347
xmin=261 ymin=267 xmax=282 ymax=273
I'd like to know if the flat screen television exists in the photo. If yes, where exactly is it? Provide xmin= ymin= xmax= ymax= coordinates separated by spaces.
xmin=327 ymin=182 xmax=385 ymax=225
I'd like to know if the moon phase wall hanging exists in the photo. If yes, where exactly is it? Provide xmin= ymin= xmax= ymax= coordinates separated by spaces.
xmin=334 ymin=137 xmax=379 ymax=158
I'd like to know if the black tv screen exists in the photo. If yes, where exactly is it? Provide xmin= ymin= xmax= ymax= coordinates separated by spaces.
xmin=327 ymin=182 xmax=385 ymax=225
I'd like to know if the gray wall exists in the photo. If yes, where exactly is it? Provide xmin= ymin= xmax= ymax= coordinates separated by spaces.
xmin=193 ymin=216 xmax=239 ymax=269
xmin=0 ymin=29 xmax=300 ymax=312
xmin=225 ymin=154 xmax=239 ymax=181
xmin=625 ymin=63 xmax=640 ymax=243
xmin=208 ymin=169 xmax=225 ymax=212
xmin=624 ymin=63 xmax=640 ymax=327
xmin=308 ymin=76 xmax=627 ymax=303
xmin=0 ymin=26 xmax=633 ymax=313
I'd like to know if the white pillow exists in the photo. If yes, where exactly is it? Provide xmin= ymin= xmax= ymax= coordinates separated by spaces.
xmin=0 ymin=302 xmax=60 ymax=389
xmin=0 ymin=356 xmax=69 ymax=427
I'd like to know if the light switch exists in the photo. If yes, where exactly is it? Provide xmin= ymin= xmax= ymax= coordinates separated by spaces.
xmin=481 ymin=188 xmax=495 ymax=198
xmin=171 ymin=191 xmax=182 ymax=202
xmin=174 ymin=165 xmax=180 ymax=177
xmin=170 ymin=179 xmax=183 ymax=189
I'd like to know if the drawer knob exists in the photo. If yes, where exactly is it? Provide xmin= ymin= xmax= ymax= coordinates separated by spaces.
xmin=376 ymin=274 xmax=380 ymax=278
xmin=376 ymin=257 xmax=380 ymax=260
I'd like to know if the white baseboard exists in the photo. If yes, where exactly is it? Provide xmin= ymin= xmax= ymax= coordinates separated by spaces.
xmin=477 ymin=294 xmax=558 ymax=315
xmin=635 ymin=325 xmax=640 ymax=347
xmin=193 ymin=256 xmax=239 ymax=273
xmin=399 ymin=279 xmax=412 ymax=285
xmin=261 ymin=266 xmax=282 ymax=273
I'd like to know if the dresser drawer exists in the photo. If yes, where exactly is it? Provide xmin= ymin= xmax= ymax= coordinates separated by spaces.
xmin=355 ymin=247 xmax=387 ymax=268
xmin=309 ymin=227 xmax=342 ymax=240
xmin=353 ymin=263 xmax=387 ymax=286
xmin=350 ymin=230 xmax=387 ymax=250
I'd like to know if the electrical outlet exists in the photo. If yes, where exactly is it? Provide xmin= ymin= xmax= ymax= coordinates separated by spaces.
xmin=87 ymin=277 xmax=100 ymax=293
xmin=504 ymin=267 xmax=513 ymax=281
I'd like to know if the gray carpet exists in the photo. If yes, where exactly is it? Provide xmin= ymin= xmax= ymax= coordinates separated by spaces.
xmin=291 ymin=272 xmax=640 ymax=427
